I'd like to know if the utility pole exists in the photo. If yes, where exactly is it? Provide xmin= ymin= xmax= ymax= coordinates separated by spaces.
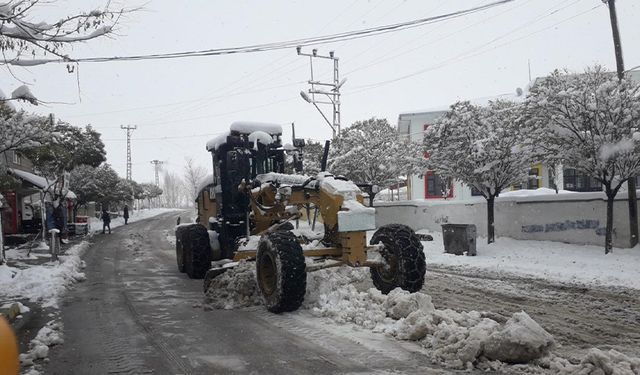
xmin=297 ymin=47 xmax=344 ymax=139
xmin=150 ymin=160 xmax=164 ymax=187
xmin=603 ymin=0 xmax=638 ymax=247
xmin=120 ymin=125 xmax=137 ymax=181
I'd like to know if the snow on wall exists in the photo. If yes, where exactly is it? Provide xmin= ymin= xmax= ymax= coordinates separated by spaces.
xmin=375 ymin=191 xmax=640 ymax=248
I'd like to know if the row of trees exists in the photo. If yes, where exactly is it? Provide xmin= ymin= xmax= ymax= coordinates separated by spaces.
xmin=0 ymin=100 xmax=163 ymax=213
xmin=424 ymin=66 xmax=640 ymax=253
xmin=318 ymin=66 xmax=639 ymax=254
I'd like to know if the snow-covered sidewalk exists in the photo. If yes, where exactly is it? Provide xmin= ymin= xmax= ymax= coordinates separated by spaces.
xmin=0 ymin=208 xmax=179 ymax=375
xmin=419 ymin=230 xmax=640 ymax=290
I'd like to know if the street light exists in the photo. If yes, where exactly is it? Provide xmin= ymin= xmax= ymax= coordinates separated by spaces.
xmin=299 ymin=90 xmax=336 ymax=138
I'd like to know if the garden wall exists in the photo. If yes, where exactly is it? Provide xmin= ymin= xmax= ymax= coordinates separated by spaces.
xmin=375 ymin=191 xmax=640 ymax=248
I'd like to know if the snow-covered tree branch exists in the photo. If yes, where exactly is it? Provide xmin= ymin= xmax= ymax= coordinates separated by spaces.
xmin=0 ymin=101 xmax=48 ymax=157
xmin=0 ymin=0 xmax=131 ymax=63
xmin=524 ymin=66 xmax=640 ymax=253
xmin=424 ymin=100 xmax=534 ymax=244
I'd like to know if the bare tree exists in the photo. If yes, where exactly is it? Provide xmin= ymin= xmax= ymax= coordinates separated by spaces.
xmin=162 ymin=171 xmax=186 ymax=208
xmin=183 ymin=157 xmax=207 ymax=205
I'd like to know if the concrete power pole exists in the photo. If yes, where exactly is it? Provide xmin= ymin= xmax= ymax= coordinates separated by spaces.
xmin=120 ymin=125 xmax=137 ymax=181
xmin=297 ymin=47 xmax=344 ymax=138
xmin=150 ymin=160 xmax=164 ymax=187
xmin=603 ymin=0 xmax=638 ymax=247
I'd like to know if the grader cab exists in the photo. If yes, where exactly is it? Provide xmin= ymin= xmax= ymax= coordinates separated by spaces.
xmin=175 ymin=121 xmax=426 ymax=313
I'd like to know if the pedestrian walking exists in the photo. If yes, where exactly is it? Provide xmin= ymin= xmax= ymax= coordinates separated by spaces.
xmin=101 ymin=207 xmax=111 ymax=234
xmin=123 ymin=204 xmax=129 ymax=225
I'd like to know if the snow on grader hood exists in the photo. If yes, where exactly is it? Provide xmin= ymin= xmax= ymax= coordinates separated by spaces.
xmin=176 ymin=121 xmax=426 ymax=314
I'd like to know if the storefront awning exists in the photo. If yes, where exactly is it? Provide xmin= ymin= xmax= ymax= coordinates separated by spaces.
xmin=8 ymin=168 xmax=50 ymax=190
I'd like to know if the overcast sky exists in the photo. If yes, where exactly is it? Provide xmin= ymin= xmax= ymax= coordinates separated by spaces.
xmin=2 ymin=0 xmax=639 ymax=183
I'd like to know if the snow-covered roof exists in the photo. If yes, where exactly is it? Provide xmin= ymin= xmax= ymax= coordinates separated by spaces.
xmin=196 ymin=174 xmax=214 ymax=196
xmin=229 ymin=121 xmax=282 ymax=135
xmin=8 ymin=168 xmax=49 ymax=189
xmin=65 ymin=190 xmax=77 ymax=199
xmin=206 ymin=132 xmax=230 ymax=152
xmin=206 ymin=122 xmax=283 ymax=152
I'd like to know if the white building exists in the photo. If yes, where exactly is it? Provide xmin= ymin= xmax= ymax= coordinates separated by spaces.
xmin=397 ymin=91 xmax=600 ymax=201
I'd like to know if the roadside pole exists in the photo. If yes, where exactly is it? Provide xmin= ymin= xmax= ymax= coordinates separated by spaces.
xmin=604 ymin=0 xmax=638 ymax=247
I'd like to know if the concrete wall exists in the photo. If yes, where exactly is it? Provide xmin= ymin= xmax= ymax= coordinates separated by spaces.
xmin=375 ymin=191 xmax=640 ymax=248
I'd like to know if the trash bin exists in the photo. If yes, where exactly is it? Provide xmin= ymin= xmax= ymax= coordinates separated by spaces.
xmin=441 ymin=224 xmax=476 ymax=256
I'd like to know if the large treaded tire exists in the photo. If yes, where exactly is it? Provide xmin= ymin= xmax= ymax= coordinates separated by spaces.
xmin=369 ymin=224 xmax=426 ymax=294
xmin=256 ymin=231 xmax=306 ymax=313
xmin=184 ymin=224 xmax=212 ymax=279
xmin=175 ymin=226 xmax=188 ymax=273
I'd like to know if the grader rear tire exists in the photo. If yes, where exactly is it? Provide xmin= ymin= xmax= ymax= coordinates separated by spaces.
xmin=184 ymin=224 xmax=211 ymax=279
xmin=256 ymin=231 xmax=306 ymax=313
xmin=370 ymin=224 xmax=426 ymax=294
xmin=175 ymin=226 xmax=188 ymax=273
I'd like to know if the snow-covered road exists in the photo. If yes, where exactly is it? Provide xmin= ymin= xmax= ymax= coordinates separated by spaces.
xmin=27 ymin=211 xmax=640 ymax=374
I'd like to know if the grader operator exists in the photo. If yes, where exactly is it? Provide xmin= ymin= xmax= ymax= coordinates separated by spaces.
xmin=175 ymin=121 xmax=426 ymax=313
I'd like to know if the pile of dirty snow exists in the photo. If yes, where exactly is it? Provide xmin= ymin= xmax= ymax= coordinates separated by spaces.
xmin=304 ymin=267 xmax=555 ymax=370
xmin=549 ymin=348 xmax=640 ymax=374
xmin=203 ymin=261 xmax=262 ymax=310
xmin=204 ymin=264 xmax=556 ymax=370
xmin=20 ymin=319 xmax=64 ymax=371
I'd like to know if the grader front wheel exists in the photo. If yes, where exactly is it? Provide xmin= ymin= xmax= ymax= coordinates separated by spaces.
xmin=370 ymin=224 xmax=426 ymax=294
xmin=256 ymin=231 xmax=306 ymax=313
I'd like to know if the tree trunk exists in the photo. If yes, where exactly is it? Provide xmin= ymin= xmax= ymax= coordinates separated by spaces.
xmin=487 ymin=195 xmax=495 ymax=244
xmin=627 ymin=178 xmax=638 ymax=247
xmin=605 ymin=192 xmax=615 ymax=254
xmin=369 ymin=192 xmax=376 ymax=207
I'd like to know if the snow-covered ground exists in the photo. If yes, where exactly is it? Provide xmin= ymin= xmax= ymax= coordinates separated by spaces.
xmin=419 ymin=230 xmax=640 ymax=290
xmin=204 ymin=227 xmax=640 ymax=374
xmin=88 ymin=207 xmax=178 ymax=234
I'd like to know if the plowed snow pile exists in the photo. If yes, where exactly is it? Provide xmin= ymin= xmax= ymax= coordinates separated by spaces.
xmin=203 ymin=261 xmax=261 ymax=309
xmin=204 ymin=265 xmax=561 ymax=370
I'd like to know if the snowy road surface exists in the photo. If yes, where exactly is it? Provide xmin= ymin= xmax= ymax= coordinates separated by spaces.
xmin=42 ymin=211 xmax=640 ymax=374
xmin=43 ymin=211 xmax=450 ymax=374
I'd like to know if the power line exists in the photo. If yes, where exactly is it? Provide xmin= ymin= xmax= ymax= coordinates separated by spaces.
xmin=345 ymin=2 xmax=602 ymax=95
xmin=102 ymin=132 xmax=224 ymax=142
xmin=10 ymin=0 xmax=515 ymax=65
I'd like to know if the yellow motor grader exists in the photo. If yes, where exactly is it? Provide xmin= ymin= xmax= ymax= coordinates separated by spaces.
xmin=176 ymin=121 xmax=426 ymax=313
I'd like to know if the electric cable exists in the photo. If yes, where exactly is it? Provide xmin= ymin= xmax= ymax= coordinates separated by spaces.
xmin=10 ymin=0 xmax=515 ymax=65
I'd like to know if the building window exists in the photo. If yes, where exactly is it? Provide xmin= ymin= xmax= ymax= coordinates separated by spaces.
xmin=424 ymin=171 xmax=453 ymax=199
xmin=563 ymin=168 xmax=602 ymax=192
xmin=525 ymin=167 xmax=540 ymax=190
xmin=471 ymin=186 xmax=484 ymax=196
xmin=12 ymin=151 xmax=22 ymax=165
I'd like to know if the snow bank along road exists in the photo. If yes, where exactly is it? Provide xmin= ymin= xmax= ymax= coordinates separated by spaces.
xmin=43 ymin=211 xmax=452 ymax=375
xmin=42 ymin=211 xmax=640 ymax=374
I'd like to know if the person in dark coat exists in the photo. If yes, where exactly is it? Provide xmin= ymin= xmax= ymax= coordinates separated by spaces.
xmin=101 ymin=208 xmax=111 ymax=234
xmin=123 ymin=204 xmax=129 ymax=225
